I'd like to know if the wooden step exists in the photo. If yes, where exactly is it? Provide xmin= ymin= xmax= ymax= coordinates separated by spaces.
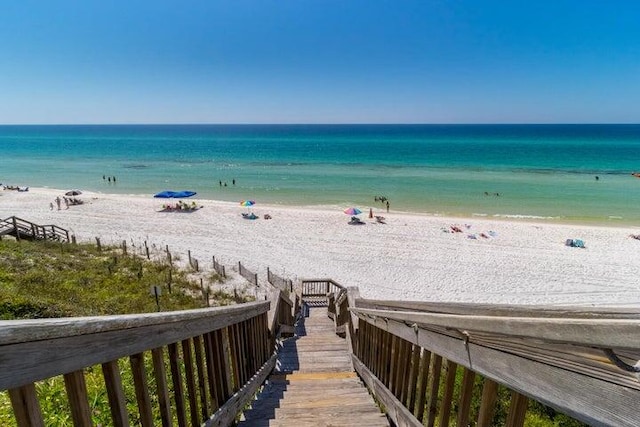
xmin=240 ymin=306 xmax=389 ymax=427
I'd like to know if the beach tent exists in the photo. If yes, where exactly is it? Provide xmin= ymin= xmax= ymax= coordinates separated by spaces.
xmin=154 ymin=190 xmax=197 ymax=198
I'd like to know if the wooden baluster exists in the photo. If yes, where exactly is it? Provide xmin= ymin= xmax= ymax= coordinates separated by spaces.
xmin=9 ymin=384 xmax=45 ymax=427
xmin=169 ymin=343 xmax=188 ymax=427
xmin=406 ymin=343 xmax=422 ymax=410
xmin=151 ymin=348 xmax=173 ymax=427
xmin=193 ymin=335 xmax=209 ymax=422
xmin=506 ymin=391 xmax=528 ymax=427
xmin=64 ymin=370 xmax=93 ymax=427
xmin=477 ymin=378 xmax=499 ymax=427
xmin=413 ymin=349 xmax=431 ymax=422
xmin=203 ymin=332 xmax=220 ymax=411
xmin=181 ymin=339 xmax=199 ymax=427
xmin=102 ymin=360 xmax=130 ymax=427
xmin=457 ymin=368 xmax=476 ymax=427
xmin=426 ymin=354 xmax=443 ymax=427
xmin=438 ymin=360 xmax=458 ymax=427
xmin=129 ymin=353 xmax=154 ymax=427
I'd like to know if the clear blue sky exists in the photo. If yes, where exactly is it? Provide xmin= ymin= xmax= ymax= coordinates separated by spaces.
xmin=1 ymin=1 xmax=639 ymax=124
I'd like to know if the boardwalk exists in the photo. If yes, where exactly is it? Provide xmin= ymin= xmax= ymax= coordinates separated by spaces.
xmin=238 ymin=304 xmax=389 ymax=427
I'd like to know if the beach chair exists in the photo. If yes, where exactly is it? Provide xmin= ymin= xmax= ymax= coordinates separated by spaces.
xmin=348 ymin=216 xmax=365 ymax=225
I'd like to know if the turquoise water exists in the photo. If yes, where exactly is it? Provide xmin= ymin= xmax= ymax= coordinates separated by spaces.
xmin=1 ymin=124 xmax=639 ymax=224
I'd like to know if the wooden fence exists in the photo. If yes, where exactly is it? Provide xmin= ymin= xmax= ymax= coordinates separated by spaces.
xmin=212 ymin=256 xmax=226 ymax=278
xmin=238 ymin=262 xmax=258 ymax=287
xmin=1 ymin=301 xmax=291 ymax=427
xmin=311 ymin=280 xmax=640 ymax=427
xmin=267 ymin=268 xmax=293 ymax=294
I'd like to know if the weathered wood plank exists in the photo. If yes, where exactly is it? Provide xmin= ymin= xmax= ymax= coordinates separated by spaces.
xmin=102 ymin=360 xmax=130 ymax=427
xmin=438 ymin=359 xmax=457 ymax=427
xmin=204 ymin=353 xmax=277 ymax=427
xmin=358 ymin=313 xmax=640 ymax=427
xmin=352 ymin=307 xmax=640 ymax=348
xmin=169 ymin=343 xmax=188 ymax=427
xmin=181 ymin=338 xmax=200 ymax=427
xmin=151 ymin=348 xmax=173 ymax=427
xmin=352 ymin=355 xmax=421 ymax=427
xmin=426 ymin=354 xmax=442 ymax=427
xmin=477 ymin=378 xmax=499 ymax=427
xmin=0 ymin=301 xmax=270 ymax=344
xmin=9 ymin=384 xmax=44 ymax=427
xmin=130 ymin=353 xmax=154 ymax=427
xmin=63 ymin=370 xmax=93 ymax=427
xmin=356 ymin=299 xmax=640 ymax=319
xmin=0 ymin=303 xmax=269 ymax=390
xmin=457 ymin=367 xmax=476 ymax=427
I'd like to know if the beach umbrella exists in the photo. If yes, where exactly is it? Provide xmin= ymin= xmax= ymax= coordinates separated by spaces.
xmin=240 ymin=200 xmax=255 ymax=207
xmin=65 ymin=190 xmax=82 ymax=196
xmin=154 ymin=190 xmax=196 ymax=198
xmin=343 ymin=207 xmax=362 ymax=216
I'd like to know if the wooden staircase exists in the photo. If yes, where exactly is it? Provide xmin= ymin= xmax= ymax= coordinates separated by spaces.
xmin=237 ymin=305 xmax=390 ymax=427
xmin=0 ymin=216 xmax=70 ymax=242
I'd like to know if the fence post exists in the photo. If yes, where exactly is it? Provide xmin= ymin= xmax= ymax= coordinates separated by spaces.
xmin=188 ymin=250 xmax=192 ymax=268
xmin=254 ymin=273 xmax=258 ymax=287
xmin=95 ymin=237 xmax=101 ymax=251
xmin=71 ymin=235 xmax=77 ymax=245
xmin=144 ymin=241 xmax=150 ymax=260
xmin=121 ymin=240 xmax=127 ymax=255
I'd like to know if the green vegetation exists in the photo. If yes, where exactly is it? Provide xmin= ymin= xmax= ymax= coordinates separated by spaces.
xmin=0 ymin=238 xmax=248 ymax=426
xmin=0 ymin=239 xmax=240 ymax=319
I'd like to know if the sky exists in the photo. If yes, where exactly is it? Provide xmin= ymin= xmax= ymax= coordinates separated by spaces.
xmin=1 ymin=1 xmax=639 ymax=124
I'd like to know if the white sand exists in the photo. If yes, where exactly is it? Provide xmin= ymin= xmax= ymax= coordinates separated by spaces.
xmin=2 ymin=187 xmax=640 ymax=306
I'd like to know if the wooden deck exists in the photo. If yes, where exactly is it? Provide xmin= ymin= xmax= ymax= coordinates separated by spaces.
xmin=237 ymin=305 xmax=389 ymax=427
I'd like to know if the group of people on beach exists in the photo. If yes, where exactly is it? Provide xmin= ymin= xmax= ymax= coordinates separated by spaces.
xmin=49 ymin=196 xmax=83 ymax=211
xmin=219 ymin=179 xmax=236 ymax=187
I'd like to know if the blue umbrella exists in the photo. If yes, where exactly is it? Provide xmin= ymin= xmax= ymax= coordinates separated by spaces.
xmin=154 ymin=190 xmax=196 ymax=198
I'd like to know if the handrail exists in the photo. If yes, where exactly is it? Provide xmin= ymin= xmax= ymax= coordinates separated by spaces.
xmin=0 ymin=216 xmax=69 ymax=242
xmin=1 ymin=300 xmax=292 ymax=427
xmin=313 ymin=281 xmax=640 ymax=427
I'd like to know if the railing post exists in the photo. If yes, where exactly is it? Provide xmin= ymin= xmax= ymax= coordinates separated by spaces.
xmin=12 ymin=217 xmax=19 ymax=241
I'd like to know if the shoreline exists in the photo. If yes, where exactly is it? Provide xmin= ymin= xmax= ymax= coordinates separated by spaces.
xmin=2 ymin=187 xmax=640 ymax=306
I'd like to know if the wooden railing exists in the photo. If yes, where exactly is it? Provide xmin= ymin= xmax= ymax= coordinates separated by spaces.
xmin=322 ymin=285 xmax=640 ymax=427
xmin=5 ymin=275 xmax=640 ymax=426
xmin=300 ymin=279 xmax=343 ymax=301
xmin=1 ymin=301 xmax=289 ymax=427
xmin=0 ymin=216 xmax=70 ymax=242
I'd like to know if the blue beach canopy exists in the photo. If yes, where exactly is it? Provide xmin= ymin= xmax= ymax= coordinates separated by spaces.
xmin=154 ymin=190 xmax=196 ymax=198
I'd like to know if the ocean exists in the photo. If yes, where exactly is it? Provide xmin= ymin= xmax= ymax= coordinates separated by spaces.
xmin=1 ymin=124 xmax=639 ymax=225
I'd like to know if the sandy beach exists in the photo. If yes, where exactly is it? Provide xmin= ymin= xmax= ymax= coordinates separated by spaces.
xmin=1 ymin=187 xmax=639 ymax=307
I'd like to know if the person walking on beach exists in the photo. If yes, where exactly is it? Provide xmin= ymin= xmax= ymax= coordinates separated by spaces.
xmin=386 ymin=201 xmax=389 ymax=213
xmin=55 ymin=196 xmax=61 ymax=210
